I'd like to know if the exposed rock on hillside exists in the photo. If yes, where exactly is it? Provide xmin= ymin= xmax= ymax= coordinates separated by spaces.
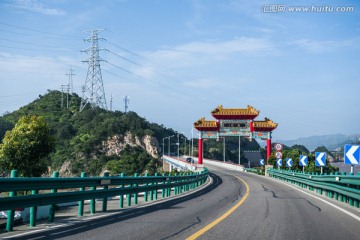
xmin=103 ymin=132 xmax=159 ymax=158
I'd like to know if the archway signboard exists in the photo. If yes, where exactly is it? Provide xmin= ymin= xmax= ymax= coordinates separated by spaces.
xmin=194 ymin=105 xmax=278 ymax=165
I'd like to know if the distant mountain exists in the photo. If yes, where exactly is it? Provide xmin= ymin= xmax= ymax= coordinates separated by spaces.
xmin=279 ymin=134 xmax=359 ymax=151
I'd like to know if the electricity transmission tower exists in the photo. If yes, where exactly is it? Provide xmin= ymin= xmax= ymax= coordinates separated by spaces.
xmin=123 ymin=96 xmax=130 ymax=113
xmin=61 ymin=84 xmax=70 ymax=109
xmin=66 ymin=65 xmax=75 ymax=94
xmin=80 ymin=29 xmax=107 ymax=111
xmin=110 ymin=94 xmax=113 ymax=111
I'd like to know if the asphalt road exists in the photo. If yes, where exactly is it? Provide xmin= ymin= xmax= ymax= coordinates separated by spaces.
xmin=3 ymin=166 xmax=360 ymax=240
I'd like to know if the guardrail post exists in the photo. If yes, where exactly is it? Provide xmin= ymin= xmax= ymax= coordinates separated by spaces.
xmin=154 ymin=173 xmax=158 ymax=200
xmin=179 ymin=173 xmax=183 ymax=194
xmin=162 ymin=173 xmax=166 ymax=198
xmin=189 ymin=173 xmax=193 ymax=190
xmin=6 ymin=170 xmax=18 ymax=232
xmin=29 ymin=189 xmax=38 ymax=227
xmin=168 ymin=173 xmax=172 ymax=197
xmin=203 ymin=170 xmax=207 ymax=184
xmin=339 ymin=194 xmax=344 ymax=202
xmin=90 ymin=184 xmax=96 ymax=214
xmin=185 ymin=173 xmax=189 ymax=191
xmin=102 ymin=171 xmax=110 ymax=212
xmin=120 ymin=173 xmax=124 ymax=208
xmin=134 ymin=173 xmax=138 ymax=205
xmin=354 ymin=199 xmax=359 ymax=208
xmin=349 ymin=197 xmax=354 ymax=206
xmin=78 ymin=172 xmax=86 ymax=216
xmin=174 ymin=173 xmax=178 ymax=195
xmin=144 ymin=173 xmax=148 ymax=202
xmin=127 ymin=174 xmax=131 ymax=207
xmin=187 ymin=173 xmax=191 ymax=191
xmin=150 ymin=174 xmax=154 ymax=201
xmin=48 ymin=171 xmax=59 ymax=222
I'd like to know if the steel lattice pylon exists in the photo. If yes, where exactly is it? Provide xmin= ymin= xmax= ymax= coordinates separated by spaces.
xmin=80 ymin=30 xmax=107 ymax=111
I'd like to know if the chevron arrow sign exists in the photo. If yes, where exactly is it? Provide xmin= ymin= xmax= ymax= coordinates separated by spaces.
xmin=260 ymin=159 xmax=265 ymax=166
xmin=286 ymin=158 xmax=292 ymax=167
xmin=299 ymin=155 xmax=308 ymax=167
xmin=344 ymin=144 xmax=360 ymax=165
xmin=315 ymin=152 xmax=326 ymax=166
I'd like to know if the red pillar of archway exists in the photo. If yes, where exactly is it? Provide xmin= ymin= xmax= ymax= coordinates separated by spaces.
xmin=198 ymin=138 xmax=203 ymax=165
xmin=266 ymin=137 xmax=271 ymax=163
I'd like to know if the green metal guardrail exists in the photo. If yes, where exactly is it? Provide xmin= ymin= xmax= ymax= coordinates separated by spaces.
xmin=267 ymin=169 xmax=360 ymax=209
xmin=244 ymin=168 xmax=262 ymax=174
xmin=0 ymin=169 xmax=209 ymax=232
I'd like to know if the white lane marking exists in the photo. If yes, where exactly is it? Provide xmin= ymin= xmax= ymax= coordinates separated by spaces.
xmin=269 ymin=177 xmax=360 ymax=222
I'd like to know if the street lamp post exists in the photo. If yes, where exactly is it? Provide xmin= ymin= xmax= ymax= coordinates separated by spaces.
xmin=191 ymin=128 xmax=194 ymax=158
xmin=238 ymin=134 xmax=241 ymax=165
xmin=162 ymin=137 xmax=166 ymax=156
xmin=168 ymin=135 xmax=174 ymax=156
xmin=177 ymin=133 xmax=180 ymax=159
xmin=188 ymin=139 xmax=191 ymax=156
xmin=223 ymin=137 xmax=226 ymax=162
xmin=184 ymin=137 xmax=186 ymax=156
xmin=181 ymin=136 xmax=187 ymax=156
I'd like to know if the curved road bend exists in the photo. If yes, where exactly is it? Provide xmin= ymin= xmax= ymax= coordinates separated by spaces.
xmin=4 ymin=167 xmax=360 ymax=240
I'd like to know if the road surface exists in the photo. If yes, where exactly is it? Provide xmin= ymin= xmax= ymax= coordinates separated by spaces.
xmin=3 ymin=166 xmax=360 ymax=239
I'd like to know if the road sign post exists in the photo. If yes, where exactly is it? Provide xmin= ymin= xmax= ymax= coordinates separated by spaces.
xmin=315 ymin=152 xmax=326 ymax=175
xmin=286 ymin=158 xmax=292 ymax=169
xmin=260 ymin=159 xmax=265 ymax=166
xmin=275 ymin=143 xmax=283 ymax=170
xmin=344 ymin=145 xmax=360 ymax=174
xmin=276 ymin=158 xmax=282 ymax=170
xmin=299 ymin=155 xmax=308 ymax=173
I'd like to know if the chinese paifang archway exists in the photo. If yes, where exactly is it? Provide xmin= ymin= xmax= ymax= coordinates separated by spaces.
xmin=194 ymin=105 xmax=278 ymax=165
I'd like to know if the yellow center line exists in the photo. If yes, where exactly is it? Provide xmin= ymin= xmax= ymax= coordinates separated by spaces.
xmin=186 ymin=172 xmax=250 ymax=240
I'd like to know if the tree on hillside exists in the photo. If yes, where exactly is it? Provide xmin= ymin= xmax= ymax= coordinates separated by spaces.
xmin=0 ymin=116 xmax=54 ymax=177
xmin=0 ymin=118 xmax=13 ymax=140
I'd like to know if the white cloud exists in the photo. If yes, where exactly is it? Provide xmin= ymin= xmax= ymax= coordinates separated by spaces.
xmin=182 ymin=78 xmax=220 ymax=88
xmin=134 ymin=37 xmax=277 ymax=80
xmin=9 ymin=0 xmax=66 ymax=16
xmin=290 ymin=38 xmax=360 ymax=53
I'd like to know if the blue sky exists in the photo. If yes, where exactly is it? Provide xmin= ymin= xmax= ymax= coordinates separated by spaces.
xmin=0 ymin=0 xmax=359 ymax=142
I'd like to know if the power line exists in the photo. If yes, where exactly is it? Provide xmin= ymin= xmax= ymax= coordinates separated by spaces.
xmin=106 ymin=50 xmax=142 ymax=67
xmin=0 ymin=21 xmax=78 ymax=39
xmin=0 ymin=37 xmax=78 ymax=51
xmin=107 ymin=41 xmax=145 ymax=59
xmin=104 ymin=60 xmax=141 ymax=77
xmin=0 ymin=45 xmax=78 ymax=52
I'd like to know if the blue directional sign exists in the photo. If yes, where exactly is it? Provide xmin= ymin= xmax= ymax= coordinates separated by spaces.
xmin=299 ymin=155 xmax=308 ymax=167
xmin=286 ymin=158 xmax=293 ymax=167
xmin=260 ymin=159 xmax=265 ymax=166
xmin=276 ymin=158 xmax=282 ymax=166
xmin=344 ymin=144 xmax=360 ymax=165
xmin=315 ymin=152 xmax=326 ymax=166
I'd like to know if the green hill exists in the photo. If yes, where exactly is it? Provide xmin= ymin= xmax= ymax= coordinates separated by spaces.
xmin=0 ymin=90 xmax=261 ymax=176
xmin=0 ymin=91 xmax=177 ymax=176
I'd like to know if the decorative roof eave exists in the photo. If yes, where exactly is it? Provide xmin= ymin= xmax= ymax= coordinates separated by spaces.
xmin=211 ymin=105 xmax=259 ymax=120
xmin=253 ymin=118 xmax=278 ymax=132
xmin=194 ymin=117 xmax=219 ymax=131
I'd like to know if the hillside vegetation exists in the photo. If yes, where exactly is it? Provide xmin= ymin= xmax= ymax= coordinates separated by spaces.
xmin=0 ymin=91 xmax=177 ymax=176
xmin=0 ymin=90 xmax=266 ymax=176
